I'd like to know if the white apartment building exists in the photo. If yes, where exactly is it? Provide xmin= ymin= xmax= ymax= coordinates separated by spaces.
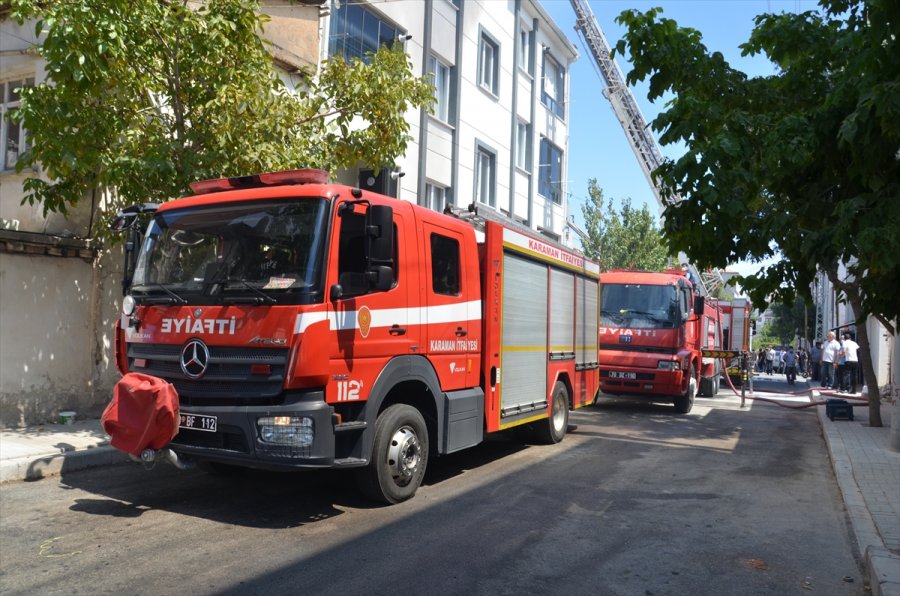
xmin=326 ymin=0 xmax=577 ymax=242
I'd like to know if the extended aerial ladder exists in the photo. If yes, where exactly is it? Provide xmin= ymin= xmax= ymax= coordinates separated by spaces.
xmin=568 ymin=0 xmax=724 ymax=296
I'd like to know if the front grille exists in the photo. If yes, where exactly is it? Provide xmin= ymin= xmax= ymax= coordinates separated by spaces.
xmin=128 ymin=343 xmax=288 ymax=404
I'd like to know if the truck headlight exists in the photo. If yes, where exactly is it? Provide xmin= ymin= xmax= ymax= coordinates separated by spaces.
xmin=257 ymin=416 xmax=314 ymax=447
xmin=657 ymin=361 xmax=681 ymax=370
xmin=122 ymin=295 xmax=136 ymax=316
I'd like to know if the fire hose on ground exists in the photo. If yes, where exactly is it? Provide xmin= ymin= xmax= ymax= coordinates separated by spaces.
xmin=718 ymin=356 xmax=869 ymax=409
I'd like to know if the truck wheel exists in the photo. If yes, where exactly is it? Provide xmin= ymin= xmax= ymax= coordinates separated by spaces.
xmin=534 ymin=381 xmax=569 ymax=444
xmin=356 ymin=404 xmax=429 ymax=505
xmin=674 ymin=366 xmax=696 ymax=414
xmin=699 ymin=375 xmax=714 ymax=397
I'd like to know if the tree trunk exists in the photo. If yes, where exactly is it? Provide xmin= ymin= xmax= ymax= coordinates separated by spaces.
xmin=849 ymin=304 xmax=883 ymax=427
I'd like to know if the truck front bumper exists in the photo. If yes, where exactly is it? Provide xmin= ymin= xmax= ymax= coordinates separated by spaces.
xmin=167 ymin=390 xmax=344 ymax=470
xmin=599 ymin=368 xmax=684 ymax=397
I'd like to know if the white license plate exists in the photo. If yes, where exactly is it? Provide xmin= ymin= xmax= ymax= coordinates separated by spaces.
xmin=610 ymin=371 xmax=637 ymax=380
xmin=179 ymin=413 xmax=217 ymax=433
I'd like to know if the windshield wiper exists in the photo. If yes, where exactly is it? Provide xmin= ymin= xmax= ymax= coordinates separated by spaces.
xmin=133 ymin=283 xmax=187 ymax=305
xmin=221 ymin=279 xmax=277 ymax=305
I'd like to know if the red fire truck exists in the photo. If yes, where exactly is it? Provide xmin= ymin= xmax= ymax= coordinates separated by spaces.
xmin=110 ymin=169 xmax=600 ymax=503
xmin=597 ymin=269 xmax=722 ymax=413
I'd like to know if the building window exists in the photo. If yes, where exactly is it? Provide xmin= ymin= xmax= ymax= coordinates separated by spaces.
xmin=425 ymin=183 xmax=448 ymax=213
xmin=329 ymin=2 xmax=399 ymax=63
xmin=515 ymin=121 xmax=529 ymax=171
xmin=541 ymin=54 xmax=565 ymax=119
xmin=478 ymin=31 xmax=499 ymax=96
xmin=518 ymin=27 xmax=532 ymax=75
xmin=539 ymin=138 xmax=563 ymax=205
xmin=430 ymin=56 xmax=450 ymax=122
xmin=2 ymin=78 xmax=33 ymax=171
xmin=475 ymin=145 xmax=496 ymax=208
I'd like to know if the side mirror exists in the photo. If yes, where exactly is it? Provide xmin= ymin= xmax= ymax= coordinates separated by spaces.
xmin=367 ymin=205 xmax=393 ymax=268
xmin=329 ymin=284 xmax=343 ymax=302
xmin=368 ymin=265 xmax=394 ymax=292
xmin=693 ymin=296 xmax=705 ymax=316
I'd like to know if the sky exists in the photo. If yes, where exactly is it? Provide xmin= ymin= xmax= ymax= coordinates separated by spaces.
xmin=538 ymin=0 xmax=821 ymax=276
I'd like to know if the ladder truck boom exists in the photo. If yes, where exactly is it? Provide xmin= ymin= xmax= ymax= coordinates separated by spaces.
xmin=569 ymin=0 xmax=674 ymax=210
xmin=569 ymin=0 xmax=725 ymax=296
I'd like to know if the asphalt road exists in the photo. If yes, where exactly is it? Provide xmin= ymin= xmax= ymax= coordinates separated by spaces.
xmin=0 ymin=392 xmax=863 ymax=595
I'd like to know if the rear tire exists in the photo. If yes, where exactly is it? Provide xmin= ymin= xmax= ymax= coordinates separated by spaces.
xmin=673 ymin=366 xmax=696 ymax=414
xmin=533 ymin=381 xmax=569 ymax=444
xmin=356 ymin=404 xmax=428 ymax=505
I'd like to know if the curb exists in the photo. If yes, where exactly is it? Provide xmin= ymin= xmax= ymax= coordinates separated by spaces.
xmin=0 ymin=445 xmax=127 ymax=484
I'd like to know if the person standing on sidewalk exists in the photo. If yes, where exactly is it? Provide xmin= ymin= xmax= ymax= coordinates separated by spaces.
xmin=766 ymin=346 xmax=775 ymax=375
xmin=810 ymin=341 xmax=822 ymax=382
xmin=821 ymin=331 xmax=840 ymax=388
xmin=835 ymin=336 xmax=848 ymax=391
xmin=782 ymin=346 xmax=798 ymax=385
xmin=840 ymin=332 xmax=860 ymax=394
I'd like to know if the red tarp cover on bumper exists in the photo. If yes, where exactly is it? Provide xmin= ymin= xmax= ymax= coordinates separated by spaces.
xmin=102 ymin=373 xmax=180 ymax=456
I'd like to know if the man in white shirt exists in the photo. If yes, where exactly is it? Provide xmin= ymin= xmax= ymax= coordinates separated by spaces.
xmin=821 ymin=331 xmax=841 ymax=389
xmin=840 ymin=332 xmax=860 ymax=394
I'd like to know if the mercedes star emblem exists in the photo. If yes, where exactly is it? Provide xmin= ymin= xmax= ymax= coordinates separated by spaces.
xmin=180 ymin=339 xmax=210 ymax=379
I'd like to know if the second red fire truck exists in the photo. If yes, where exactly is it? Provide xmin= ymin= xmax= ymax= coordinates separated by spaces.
xmin=110 ymin=169 xmax=600 ymax=503
xmin=597 ymin=269 xmax=724 ymax=413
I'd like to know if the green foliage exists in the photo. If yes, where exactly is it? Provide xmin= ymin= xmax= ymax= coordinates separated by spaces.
xmin=767 ymin=301 xmax=809 ymax=344
xmin=10 ymin=0 xmax=433 ymax=235
xmin=614 ymin=0 xmax=900 ymax=328
xmin=580 ymin=178 xmax=668 ymax=271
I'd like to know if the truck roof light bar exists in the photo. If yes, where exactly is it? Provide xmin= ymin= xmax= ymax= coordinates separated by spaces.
xmin=190 ymin=169 xmax=330 ymax=195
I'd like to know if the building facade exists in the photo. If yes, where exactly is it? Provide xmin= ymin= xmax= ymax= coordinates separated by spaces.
xmin=325 ymin=0 xmax=576 ymax=241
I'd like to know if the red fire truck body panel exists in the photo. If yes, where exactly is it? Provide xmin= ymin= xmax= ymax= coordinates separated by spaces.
xmin=111 ymin=171 xmax=599 ymax=501
xmin=598 ymin=269 xmax=722 ymax=409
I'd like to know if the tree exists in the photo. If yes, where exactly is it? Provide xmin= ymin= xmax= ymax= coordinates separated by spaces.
xmin=10 ymin=0 xmax=433 ymax=235
xmin=615 ymin=0 xmax=899 ymax=425
xmin=768 ymin=302 xmax=809 ymax=345
xmin=580 ymin=178 xmax=668 ymax=271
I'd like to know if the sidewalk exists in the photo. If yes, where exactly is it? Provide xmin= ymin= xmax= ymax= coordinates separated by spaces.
xmin=810 ymin=387 xmax=900 ymax=596
xmin=0 ymin=418 xmax=125 ymax=483
xmin=1 ymin=388 xmax=898 ymax=594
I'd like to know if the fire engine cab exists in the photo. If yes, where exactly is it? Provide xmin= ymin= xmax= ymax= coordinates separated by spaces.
xmin=110 ymin=169 xmax=600 ymax=503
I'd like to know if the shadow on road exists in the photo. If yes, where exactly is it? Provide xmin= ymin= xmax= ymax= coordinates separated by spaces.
xmin=57 ymin=433 xmax=529 ymax=529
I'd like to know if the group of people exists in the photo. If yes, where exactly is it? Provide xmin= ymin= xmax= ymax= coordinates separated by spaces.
xmin=755 ymin=346 xmax=807 ymax=384
xmin=753 ymin=330 xmax=860 ymax=393
xmin=816 ymin=331 xmax=860 ymax=394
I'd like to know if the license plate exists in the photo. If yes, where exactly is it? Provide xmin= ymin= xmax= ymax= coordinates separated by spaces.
xmin=610 ymin=371 xmax=637 ymax=380
xmin=180 ymin=413 xmax=217 ymax=433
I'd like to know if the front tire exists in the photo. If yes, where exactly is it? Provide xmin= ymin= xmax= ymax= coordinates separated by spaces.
xmin=673 ymin=366 xmax=696 ymax=414
xmin=533 ymin=381 xmax=569 ymax=444
xmin=356 ymin=404 xmax=429 ymax=505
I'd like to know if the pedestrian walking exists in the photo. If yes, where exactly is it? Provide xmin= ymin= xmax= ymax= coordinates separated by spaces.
xmin=821 ymin=332 xmax=840 ymax=388
xmin=841 ymin=333 xmax=860 ymax=394
xmin=782 ymin=347 xmax=798 ymax=385
xmin=766 ymin=346 xmax=775 ymax=375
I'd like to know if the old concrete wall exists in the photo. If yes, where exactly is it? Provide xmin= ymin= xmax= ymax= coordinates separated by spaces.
xmin=0 ymin=244 xmax=122 ymax=427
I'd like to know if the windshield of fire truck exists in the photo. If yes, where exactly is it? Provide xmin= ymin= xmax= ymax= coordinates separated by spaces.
xmin=600 ymin=283 xmax=679 ymax=329
xmin=131 ymin=198 xmax=329 ymax=303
